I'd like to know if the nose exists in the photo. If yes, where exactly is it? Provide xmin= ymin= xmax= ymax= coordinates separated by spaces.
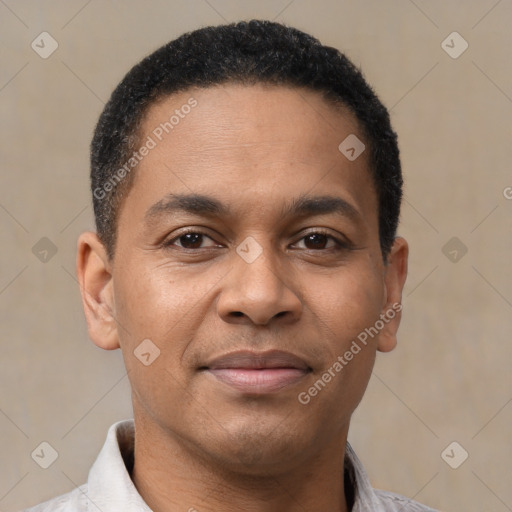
xmin=216 ymin=245 xmax=303 ymax=326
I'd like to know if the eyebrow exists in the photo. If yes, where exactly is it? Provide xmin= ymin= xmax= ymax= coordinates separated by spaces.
xmin=144 ymin=192 xmax=361 ymax=225
xmin=282 ymin=194 xmax=360 ymax=222
xmin=145 ymin=193 xmax=229 ymax=222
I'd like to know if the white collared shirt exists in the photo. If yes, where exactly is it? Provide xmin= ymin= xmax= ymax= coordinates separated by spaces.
xmin=22 ymin=420 xmax=439 ymax=512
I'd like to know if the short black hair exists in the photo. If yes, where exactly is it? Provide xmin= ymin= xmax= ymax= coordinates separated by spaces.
xmin=91 ymin=19 xmax=402 ymax=260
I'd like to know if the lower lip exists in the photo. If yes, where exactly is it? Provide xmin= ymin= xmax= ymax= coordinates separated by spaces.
xmin=207 ymin=368 xmax=308 ymax=394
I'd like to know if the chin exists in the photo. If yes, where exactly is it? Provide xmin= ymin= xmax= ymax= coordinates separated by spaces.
xmin=197 ymin=420 xmax=313 ymax=475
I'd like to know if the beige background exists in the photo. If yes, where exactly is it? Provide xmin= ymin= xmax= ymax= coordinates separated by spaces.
xmin=1 ymin=1 xmax=511 ymax=511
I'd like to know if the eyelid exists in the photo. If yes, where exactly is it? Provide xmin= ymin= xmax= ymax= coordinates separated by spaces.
xmin=290 ymin=228 xmax=351 ymax=248
xmin=164 ymin=228 xmax=223 ymax=248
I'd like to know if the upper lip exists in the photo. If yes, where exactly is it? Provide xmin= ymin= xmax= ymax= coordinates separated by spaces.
xmin=204 ymin=350 xmax=311 ymax=371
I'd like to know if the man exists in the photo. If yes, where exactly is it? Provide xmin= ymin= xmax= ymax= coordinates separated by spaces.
xmin=25 ymin=19 xmax=438 ymax=512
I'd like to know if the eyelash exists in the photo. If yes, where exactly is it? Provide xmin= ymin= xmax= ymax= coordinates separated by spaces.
xmin=163 ymin=229 xmax=351 ymax=251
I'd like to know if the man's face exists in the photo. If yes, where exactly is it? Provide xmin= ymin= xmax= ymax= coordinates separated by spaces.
xmin=84 ymin=84 xmax=406 ymax=473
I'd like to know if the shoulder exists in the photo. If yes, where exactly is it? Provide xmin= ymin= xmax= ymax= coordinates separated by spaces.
xmin=373 ymin=489 xmax=440 ymax=511
xmin=21 ymin=484 xmax=88 ymax=512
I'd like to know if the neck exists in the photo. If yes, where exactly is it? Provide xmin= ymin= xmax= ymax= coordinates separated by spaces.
xmin=131 ymin=412 xmax=349 ymax=512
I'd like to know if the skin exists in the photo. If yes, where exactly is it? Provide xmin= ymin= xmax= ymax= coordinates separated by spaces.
xmin=77 ymin=83 xmax=408 ymax=512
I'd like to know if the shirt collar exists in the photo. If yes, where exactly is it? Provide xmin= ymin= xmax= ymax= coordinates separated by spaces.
xmin=344 ymin=441 xmax=384 ymax=510
xmin=87 ymin=420 xmax=151 ymax=512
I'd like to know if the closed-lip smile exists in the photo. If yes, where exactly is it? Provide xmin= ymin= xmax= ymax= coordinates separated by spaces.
xmin=202 ymin=350 xmax=312 ymax=394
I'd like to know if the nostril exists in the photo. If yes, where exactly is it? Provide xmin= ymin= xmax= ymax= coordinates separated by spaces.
xmin=232 ymin=311 xmax=244 ymax=317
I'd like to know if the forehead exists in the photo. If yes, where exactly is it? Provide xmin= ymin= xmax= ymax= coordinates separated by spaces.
xmin=123 ymin=83 xmax=377 ymax=227
xmin=141 ymin=83 xmax=362 ymax=159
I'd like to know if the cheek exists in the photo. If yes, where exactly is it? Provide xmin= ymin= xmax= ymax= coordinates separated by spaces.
xmin=111 ymin=266 xmax=192 ymax=420
xmin=113 ymin=271 xmax=160 ymax=340
xmin=309 ymin=264 xmax=385 ymax=342
xmin=113 ymin=262 xmax=186 ymax=336
xmin=298 ymin=271 xmax=382 ymax=433
xmin=111 ymin=261 xmax=223 ymax=375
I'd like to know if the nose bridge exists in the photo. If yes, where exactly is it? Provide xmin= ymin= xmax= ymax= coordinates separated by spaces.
xmin=217 ymin=238 xmax=302 ymax=325
xmin=238 ymin=243 xmax=284 ymax=296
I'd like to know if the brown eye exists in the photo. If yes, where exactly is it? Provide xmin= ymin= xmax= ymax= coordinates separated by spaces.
xmin=303 ymin=233 xmax=330 ymax=249
xmin=177 ymin=233 xmax=204 ymax=249
xmin=293 ymin=231 xmax=342 ymax=250
xmin=165 ymin=231 xmax=220 ymax=250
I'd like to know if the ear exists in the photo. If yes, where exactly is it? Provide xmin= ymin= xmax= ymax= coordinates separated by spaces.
xmin=76 ymin=231 xmax=120 ymax=350
xmin=377 ymin=237 xmax=409 ymax=353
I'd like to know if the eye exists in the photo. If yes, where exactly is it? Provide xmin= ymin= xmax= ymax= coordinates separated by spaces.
xmin=166 ymin=231 xmax=220 ymax=249
xmin=292 ymin=231 xmax=346 ymax=250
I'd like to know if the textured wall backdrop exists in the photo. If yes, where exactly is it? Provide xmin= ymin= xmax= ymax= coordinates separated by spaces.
xmin=1 ymin=1 xmax=511 ymax=511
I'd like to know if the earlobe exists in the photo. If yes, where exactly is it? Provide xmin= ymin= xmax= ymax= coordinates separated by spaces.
xmin=76 ymin=231 xmax=120 ymax=350
xmin=377 ymin=237 xmax=409 ymax=353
